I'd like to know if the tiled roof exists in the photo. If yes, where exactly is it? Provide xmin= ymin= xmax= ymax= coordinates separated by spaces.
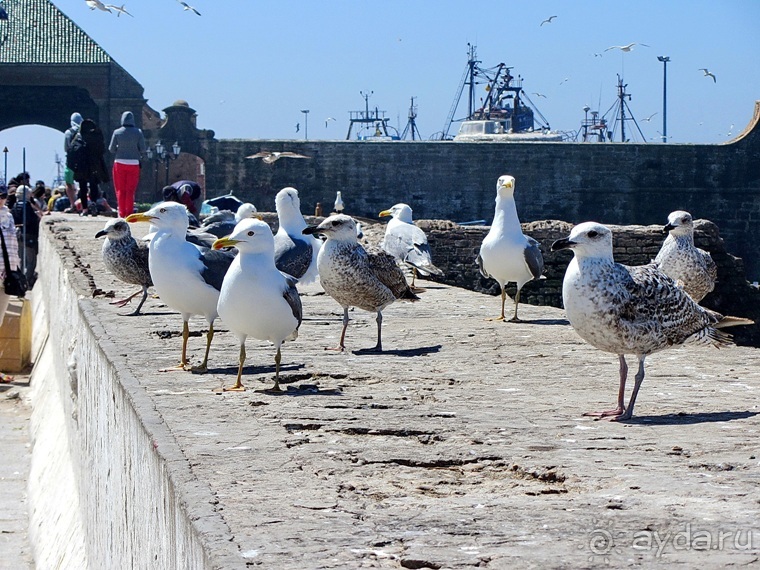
xmin=0 ymin=0 xmax=111 ymax=64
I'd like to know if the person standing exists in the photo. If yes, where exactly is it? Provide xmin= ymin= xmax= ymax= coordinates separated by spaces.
xmin=11 ymin=185 xmax=41 ymax=288
xmin=0 ymin=185 xmax=21 ymax=383
xmin=109 ymin=111 xmax=146 ymax=217
xmin=63 ymin=112 xmax=82 ymax=213
xmin=73 ymin=118 xmax=110 ymax=216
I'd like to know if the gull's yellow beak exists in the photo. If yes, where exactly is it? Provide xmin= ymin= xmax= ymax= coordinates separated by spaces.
xmin=379 ymin=209 xmax=392 ymax=218
xmin=500 ymin=179 xmax=514 ymax=190
xmin=125 ymin=213 xmax=156 ymax=223
xmin=212 ymin=236 xmax=240 ymax=250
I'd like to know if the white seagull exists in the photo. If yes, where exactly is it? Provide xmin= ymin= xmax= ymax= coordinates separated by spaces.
xmin=303 ymin=215 xmax=419 ymax=352
xmin=127 ymin=203 xmax=235 ymax=372
xmin=605 ymin=42 xmax=649 ymax=52
xmin=334 ymin=191 xmax=345 ymax=213
xmin=540 ymin=15 xmax=557 ymax=26
xmin=551 ymin=222 xmax=753 ymax=421
xmin=699 ymin=68 xmax=717 ymax=83
xmin=274 ymin=187 xmax=321 ymax=284
xmin=213 ymin=219 xmax=302 ymax=392
xmin=245 ymin=151 xmax=311 ymax=164
xmin=177 ymin=1 xmax=200 ymax=15
xmin=642 ymin=112 xmax=658 ymax=122
xmin=379 ymin=203 xmax=444 ymax=289
xmin=85 ymin=0 xmax=111 ymax=12
xmin=105 ymin=4 xmax=132 ymax=16
xmin=654 ymin=211 xmax=717 ymax=303
xmin=477 ymin=175 xmax=544 ymax=322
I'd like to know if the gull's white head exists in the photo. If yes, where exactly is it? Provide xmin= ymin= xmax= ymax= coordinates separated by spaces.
xmin=95 ymin=218 xmax=132 ymax=240
xmin=379 ymin=203 xmax=413 ymax=223
xmin=275 ymin=187 xmax=302 ymax=215
xmin=126 ymin=202 xmax=189 ymax=234
xmin=212 ymin=218 xmax=274 ymax=255
xmin=664 ymin=210 xmax=694 ymax=237
xmin=302 ymin=214 xmax=357 ymax=242
xmin=496 ymin=175 xmax=516 ymax=199
xmin=235 ymin=202 xmax=258 ymax=223
xmin=551 ymin=222 xmax=614 ymax=260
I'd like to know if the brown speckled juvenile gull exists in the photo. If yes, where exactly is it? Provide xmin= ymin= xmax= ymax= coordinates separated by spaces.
xmin=303 ymin=214 xmax=418 ymax=352
xmin=96 ymin=218 xmax=152 ymax=316
xmin=654 ymin=210 xmax=717 ymax=302
xmin=552 ymin=222 xmax=753 ymax=421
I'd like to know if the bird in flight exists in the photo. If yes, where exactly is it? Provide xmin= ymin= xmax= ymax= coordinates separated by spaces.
xmin=605 ymin=42 xmax=649 ymax=52
xmin=85 ymin=0 xmax=111 ymax=13
xmin=105 ymin=4 xmax=133 ymax=17
xmin=531 ymin=92 xmax=547 ymax=98
xmin=559 ymin=77 xmax=570 ymax=86
xmin=177 ymin=1 xmax=201 ymax=15
xmin=699 ymin=68 xmax=717 ymax=83
xmin=642 ymin=112 xmax=658 ymax=122
xmin=540 ymin=15 xmax=557 ymax=26
xmin=246 ymin=151 xmax=312 ymax=164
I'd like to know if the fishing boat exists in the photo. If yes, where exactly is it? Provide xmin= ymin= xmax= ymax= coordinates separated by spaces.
xmin=440 ymin=44 xmax=565 ymax=142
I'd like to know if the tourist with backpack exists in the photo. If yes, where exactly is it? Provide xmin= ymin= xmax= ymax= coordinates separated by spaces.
xmin=109 ymin=111 xmax=146 ymax=217
xmin=63 ymin=112 xmax=82 ymax=213
xmin=68 ymin=118 xmax=110 ymax=216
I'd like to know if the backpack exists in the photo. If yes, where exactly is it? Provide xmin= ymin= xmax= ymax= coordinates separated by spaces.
xmin=66 ymin=132 xmax=88 ymax=173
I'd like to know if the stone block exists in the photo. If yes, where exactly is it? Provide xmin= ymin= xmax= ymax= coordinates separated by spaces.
xmin=0 ymin=299 xmax=32 ymax=373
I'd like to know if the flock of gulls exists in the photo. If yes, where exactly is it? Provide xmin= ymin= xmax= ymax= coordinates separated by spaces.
xmin=95 ymin=178 xmax=753 ymax=420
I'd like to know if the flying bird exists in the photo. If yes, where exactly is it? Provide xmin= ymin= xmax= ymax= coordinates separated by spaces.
xmin=213 ymin=219 xmax=302 ymax=392
xmin=245 ymin=151 xmax=311 ymax=164
xmin=532 ymin=92 xmax=547 ymax=98
xmin=126 ymin=203 xmax=235 ymax=372
xmin=85 ymin=0 xmax=111 ymax=12
xmin=699 ymin=68 xmax=717 ymax=82
xmin=177 ymin=0 xmax=200 ymax=15
xmin=303 ymin=215 xmax=419 ymax=352
xmin=105 ymin=4 xmax=133 ymax=17
xmin=605 ymin=43 xmax=649 ymax=52
xmin=642 ymin=112 xmax=658 ymax=122
xmin=379 ymin=203 xmax=444 ymax=289
xmin=540 ymin=15 xmax=557 ymax=26
xmin=477 ymin=175 xmax=544 ymax=322
xmin=95 ymin=218 xmax=152 ymax=316
xmin=551 ymin=222 xmax=752 ymax=421
xmin=654 ymin=211 xmax=717 ymax=303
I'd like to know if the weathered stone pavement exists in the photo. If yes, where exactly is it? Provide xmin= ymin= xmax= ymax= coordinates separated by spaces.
xmin=48 ymin=215 xmax=760 ymax=568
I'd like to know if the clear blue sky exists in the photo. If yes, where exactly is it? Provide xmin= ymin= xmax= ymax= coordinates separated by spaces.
xmin=2 ymin=0 xmax=759 ymax=186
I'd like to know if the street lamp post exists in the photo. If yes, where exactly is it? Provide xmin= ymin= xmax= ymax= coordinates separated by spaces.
xmin=301 ymin=110 xmax=309 ymax=140
xmin=146 ymin=140 xmax=181 ymax=191
xmin=657 ymin=56 xmax=670 ymax=143
xmin=2 ymin=147 xmax=7 ymax=185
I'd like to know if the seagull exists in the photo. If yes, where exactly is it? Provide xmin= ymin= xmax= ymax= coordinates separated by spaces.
xmin=85 ymin=0 xmax=111 ymax=12
xmin=699 ymin=68 xmax=717 ymax=83
xmin=532 ymin=92 xmax=547 ymax=98
xmin=477 ymin=175 xmax=544 ymax=322
xmin=334 ymin=191 xmax=344 ymax=213
xmin=105 ymin=4 xmax=133 ymax=17
xmin=540 ymin=15 xmax=557 ymax=26
xmin=95 ymin=218 xmax=152 ymax=316
xmin=303 ymin=215 xmax=419 ymax=352
xmin=213 ymin=219 xmax=302 ymax=392
xmin=559 ymin=77 xmax=570 ymax=85
xmin=245 ymin=151 xmax=311 ymax=164
xmin=274 ymin=187 xmax=321 ymax=284
xmin=126 ymin=202 xmax=235 ymax=372
xmin=177 ymin=0 xmax=200 ymax=15
xmin=379 ymin=203 xmax=444 ymax=289
xmin=642 ymin=112 xmax=658 ymax=122
xmin=551 ymin=222 xmax=753 ymax=421
xmin=198 ymin=203 xmax=258 ymax=238
xmin=654 ymin=211 xmax=717 ymax=303
xmin=605 ymin=42 xmax=649 ymax=52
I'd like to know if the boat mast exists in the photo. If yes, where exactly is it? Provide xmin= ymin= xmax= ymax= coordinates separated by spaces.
xmin=401 ymin=96 xmax=421 ymax=140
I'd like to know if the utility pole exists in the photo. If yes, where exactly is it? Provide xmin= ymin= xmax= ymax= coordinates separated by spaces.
xmin=301 ymin=109 xmax=309 ymax=140
xmin=657 ymin=56 xmax=670 ymax=143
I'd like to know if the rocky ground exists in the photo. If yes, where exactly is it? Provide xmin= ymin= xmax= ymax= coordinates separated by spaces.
xmin=32 ymin=214 xmax=760 ymax=567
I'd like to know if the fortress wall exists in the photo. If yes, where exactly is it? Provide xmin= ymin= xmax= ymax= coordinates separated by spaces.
xmin=25 ymin=228 xmax=242 ymax=570
xmin=201 ymin=103 xmax=760 ymax=279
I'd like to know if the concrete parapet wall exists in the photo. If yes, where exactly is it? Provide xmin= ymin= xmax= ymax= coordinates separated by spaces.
xmin=26 ymin=226 xmax=243 ymax=569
